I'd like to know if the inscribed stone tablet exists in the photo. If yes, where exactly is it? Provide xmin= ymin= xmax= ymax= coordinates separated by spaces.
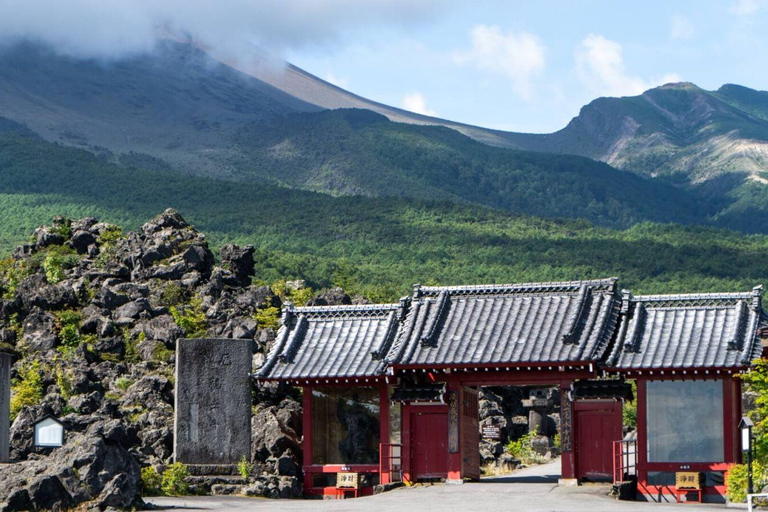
xmin=174 ymin=339 xmax=252 ymax=464
xmin=0 ymin=353 xmax=9 ymax=462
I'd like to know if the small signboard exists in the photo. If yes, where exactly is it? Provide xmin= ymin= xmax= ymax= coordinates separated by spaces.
xmin=482 ymin=425 xmax=501 ymax=440
xmin=675 ymin=472 xmax=701 ymax=490
xmin=34 ymin=416 xmax=65 ymax=448
xmin=336 ymin=472 xmax=359 ymax=489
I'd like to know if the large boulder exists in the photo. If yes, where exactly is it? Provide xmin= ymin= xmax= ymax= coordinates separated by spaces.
xmin=0 ymin=427 xmax=144 ymax=511
xmin=20 ymin=308 xmax=59 ymax=352
xmin=220 ymin=244 xmax=255 ymax=286
xmin=17 ymin=275 xmax=77 ymax=311
xmin=306 ymin=287 xmax=352 ymax=306
xmin=252 ymin=401 xmax=302 ymax=462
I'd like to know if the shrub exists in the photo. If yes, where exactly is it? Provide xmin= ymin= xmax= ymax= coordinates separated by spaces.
xmin=10 ymin=360 xmax=44 ymax=421
xmin=95 ymin=225 xmax=123 ymax=268
xmin=238 ymin=455 xmax=252 ymax=479
xmin=255 ymin=304 xmax=280 ymax=330
xmin=152 ymin=343 xmax=174 ymax=363
xmin=160 ymin=282 xmax=187 ymax=307
xmin=726 ymin=462 xmax=767 ymax=503
xmin=122 ymin=328 xmax=140 ymax=364
xmin=271 ymin=280 xmax=313 ymax=307
xmin=55 ymin=366 xmax=73 ymax=400
xmin=1 ymin=258 xmax=31 ymax=299
xmin=170 ymin=297 xmax=206 ymax=338
xmin=160 ymin=462 xmax=191 ymax=496
xmin=56 ymin=310 xmax=82 ymax=347
xmin=505 ymin=427 xmax=546 ymax=465
xmin=623 ymin=381 xmax=638 ymax=429
xmin=115 ymin=377 xmax=132 ymax=391
xmin=141 ymin=466 xmax=163 ymax=496
xmin=42 ymin=246 xmax=79 ymax=284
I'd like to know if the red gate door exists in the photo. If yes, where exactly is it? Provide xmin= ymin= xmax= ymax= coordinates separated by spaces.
xmin=411 ymin=411 xmax=448 ymax=479
xmin=574 ymin=400 xmax=622 ymax=480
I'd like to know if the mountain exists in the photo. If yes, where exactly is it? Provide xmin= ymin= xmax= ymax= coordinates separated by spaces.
xmin=1 ymin=122 xmax=768 ymax=301
xmin=0 ymin=40 xmax=707 ymax=229
xmin=1 ymin=40 xmax=768 ymax=231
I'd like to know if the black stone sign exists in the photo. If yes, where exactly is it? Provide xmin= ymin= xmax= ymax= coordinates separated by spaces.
xmin=0 ymin=353 xmax=9 ymax=462
xmin=174 ymin=339 xmax=252 ymax=464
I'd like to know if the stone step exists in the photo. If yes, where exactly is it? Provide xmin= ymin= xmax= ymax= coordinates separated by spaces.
xmin=187 ymin=475 xmax=248 ymax=486
xmin=211 ymin=483 xmax=249 ymax=496
xmin=185 ymin=464 xmax=241 ymax=476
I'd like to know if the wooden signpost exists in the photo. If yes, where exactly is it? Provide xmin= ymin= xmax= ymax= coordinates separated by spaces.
xmin=335 ymin=472 xmax=360 ymax=499
xmin=674 ymin=472 xmax=702 ymax=503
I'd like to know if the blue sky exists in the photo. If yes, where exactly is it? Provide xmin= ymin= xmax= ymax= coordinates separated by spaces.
xmin=283 ymin=0 xmax=768 ymax=133
xmin=3 ymin=0 xmax=768 ymax=133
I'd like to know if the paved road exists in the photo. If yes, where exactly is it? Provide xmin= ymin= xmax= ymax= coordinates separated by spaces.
xmin=148 ymin=460 xmax=731 ymax=511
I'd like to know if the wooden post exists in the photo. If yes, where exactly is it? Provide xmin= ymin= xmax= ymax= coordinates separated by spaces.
xmin=302 ymin=386 xmax=313 ymax=492
xmin=636 ymin=378 xmax=647 ymax=493
xmin=559 ymin=380 xmax=577 ymax=484
xmin=402 ymin=402 xmax=412 ymax=483
xmin=446 ymin=382 xmax=463 ymax=484
xmin=723 ymin=377 xmax=739 ymax=463
xmin=379 ymin=383 xmax=391 ymax=484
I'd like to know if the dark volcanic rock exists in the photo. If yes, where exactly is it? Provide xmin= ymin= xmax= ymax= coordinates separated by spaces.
xmin=220 ymin=244 xmax=255 ymax=286
xmin=17 ymin=275 xmax=77 ymax=311
xmin=1 ymin=211 xmax=320 ymax=508
xmin=21 ymin=308 xmax=59 ymax=352
xmin=306 ymin=287 xmax=352 ymax=306
xmin=0 ymin=429 xmax=144 ymax=511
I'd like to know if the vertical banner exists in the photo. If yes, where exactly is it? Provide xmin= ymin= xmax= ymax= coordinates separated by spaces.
xmin=560 ymin=391 xmax=573 ymax=452
xmin=448 ymin=390 xmax=459 ymax=453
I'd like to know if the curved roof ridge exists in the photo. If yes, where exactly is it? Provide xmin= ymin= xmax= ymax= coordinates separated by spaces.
xmin=293 ymin=303 xmax=401 ymax=316
xmin=416 ymin=277 xmax=618 ymax=296
xmin=633 ymin=291 xmax=755 ymax=302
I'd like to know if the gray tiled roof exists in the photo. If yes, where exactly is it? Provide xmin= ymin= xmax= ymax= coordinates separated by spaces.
xmin=257 ymin=303 xmax=403 ymax=380
xmin=387 ymin=278 xmax=621 ymax=367
xmin=607 ymin=287 xmax=764 ymax=369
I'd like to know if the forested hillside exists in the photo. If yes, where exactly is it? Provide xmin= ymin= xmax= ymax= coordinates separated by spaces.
xmin=1 ymin=125 xmax=768 ymax=301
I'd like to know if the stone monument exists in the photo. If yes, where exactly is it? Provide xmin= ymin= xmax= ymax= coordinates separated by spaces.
xmin=174 ymin=339 xmax=252 ymax=464
xmin=0 ymin=352 xmax=10 ymax=462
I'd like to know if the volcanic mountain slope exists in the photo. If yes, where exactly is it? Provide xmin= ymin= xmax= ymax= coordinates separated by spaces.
xmin=0 ymin=41 xmax=708 ymax=229
xmin=0 ymin=41 xmax=321 ymax=177
xmin=501 ymin=83 xmax=768 ymax=185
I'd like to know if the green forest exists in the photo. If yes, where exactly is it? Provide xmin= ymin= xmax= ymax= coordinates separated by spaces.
xmin=1 ymin=129 xmax=768 ymax=301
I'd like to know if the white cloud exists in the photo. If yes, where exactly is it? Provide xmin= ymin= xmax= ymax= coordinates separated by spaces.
xmin=0 ymin=0 xmax=451 ymax=59
xmin=402 ymin=92 xmax=436 ymax=116
xmin=324 ymin=72 xmax=349 ymax=90
xmin=575 ymin=34 xmax=681 ymax=98
xmin=454 ymin=25 xmax=545 ymax=100
xmin=730 ymin=0 xmax=767 ymax=15
xmin=670 ymin=15 xmax=694 ymax=40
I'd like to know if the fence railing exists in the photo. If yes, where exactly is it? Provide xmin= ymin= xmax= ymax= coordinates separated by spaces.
xmin=613 ymin=439 xmax=637 ymax=484
xmin=379 ymin=443 xmax=403 ymax=485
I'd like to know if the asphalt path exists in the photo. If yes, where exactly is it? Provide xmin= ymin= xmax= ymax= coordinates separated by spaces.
xmin=147 ymin=459 xmax=733 ymax=511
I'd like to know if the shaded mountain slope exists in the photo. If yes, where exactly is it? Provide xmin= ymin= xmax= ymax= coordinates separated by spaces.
xmin=1 ymin=124 xmax=768 ymax=300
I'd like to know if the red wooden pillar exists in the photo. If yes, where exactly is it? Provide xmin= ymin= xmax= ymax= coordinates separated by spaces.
xmin=559 ymin=380 xmax=576 ymax=483
xmin=379 ymin=383 xmax=391 ymax=484
xmin=636 ymin=378 xmax=648 ymax=492
xmin=446 ymin=381 xmax=463 ymax=483
xmin=723 ymin=377 xmax=740 ymax=463
xmin=402 ymin=402 xmax=413 ymax=483
xmin=302 ymin=386 xmax=313 ymax=491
